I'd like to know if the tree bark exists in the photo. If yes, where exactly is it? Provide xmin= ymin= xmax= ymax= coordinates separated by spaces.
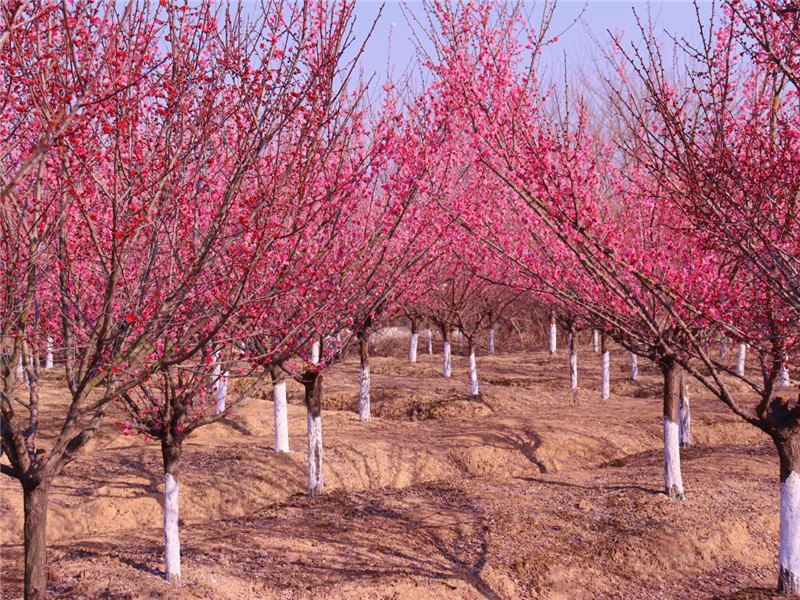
xmin=736 ymin=343 xmax=747 ymax=377
xmin=441 ymin=327 xmax=451 ymax=378
xmin=568 ymin=327 xmax=578 ymax=389
xmin=359 ymin=336 xmax=371 ymax=422
xmin=660 ymin=356 xmax=685 ymax=499
xmin=774 ymin=426 xmax=800 ymax=594
xmin=549 ymin=312 xmax=557 ymax=355
xmin=679 ymin=369 xmax=691 ymax=449
xmin=409 ymin=319 xmax=419 ymax=363
xmin=23 ymin=483 xmax=49 ymax=600
xmin=600 ymin=334 xmax=610 ymax=400
xmin=468 ymin=339 xmax=479 ymax=395
xmin=303 ymin=371 xmax=324 ymax=496
xmin=271 ymin=365 xmax=289 ymax=452
xmin=161 ymin=437 xmax=183 ymax=586
xmin=311 ymin=340 xmax=320 ymax=365
xmin=488 ymin=327 xmax=495 ymax=354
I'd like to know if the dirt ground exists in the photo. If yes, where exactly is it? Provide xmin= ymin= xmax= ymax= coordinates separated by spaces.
xmin=0 ymin=338 xmax=788 ymax=599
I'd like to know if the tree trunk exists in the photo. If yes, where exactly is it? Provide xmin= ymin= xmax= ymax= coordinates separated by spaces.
xmin=773 ymin=426 xmax=800 ymax=594
xmin=271 ymin=366 xmax=289 ymax=453
xmin=215 ymin=369 xmax=227 ymax=415
xmin=427 ymin=327 xmax=433 ymax=354
xmin=468 ymin=340 xmax=479 ymax=395
xmin=409 ymin=319 xmax=419 ymax=363
xmin=568 ymin=328 xmax=578 ymax=389
xmin=441 ymin=327 xmax=451 ymax=378
xmin=23 ymin=483 xmax=49 ymax=600
xmin=781 ymin=357 xmax=791 ymax=388
xmin=660 ymin=357 xmax=685 ymax=499
xmin=488 ymin=327 xmax=495 ymax=355
xmin=311 ymin=340 xmax=320 ymax=365
xmin=719 ymin=336 xmax=728 ymax=359
xmin=44 ymin=337 xmax=53 ymax=370
xmin=161 ymin=437 xmax=183 ymax=586
xmin=679 ymin=370 xmax=691 ymax=449
xmin=630 ymin=352 xmax=638 ymax=381
xmin=549 ymin=312 xmax=557 ymax=355
xmin=359 ymin=336 xmax=371 ymax=422
xmin=303 ymin=372 xmax=324 ymax=496
xmin=600 ymin=334 xmax=610 ymax=400
xmin=736 ymin=343 xmax=747 ymax=377
xmin=592 ymin=329 xmax=599 ymax=353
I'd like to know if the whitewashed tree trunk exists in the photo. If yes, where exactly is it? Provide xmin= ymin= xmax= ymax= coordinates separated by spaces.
xmin=568 ymin=331 xmax=578 ymax=389
xmin=272 ymin=367 xmax=289 ymax=453
xmin=468 ymin=343 xmax=479 ymax=395
xmin=630 ymin=352 xmax=638 ymax=381
xmin=592 ymin=329 xmax=599 ymax=353
xmin=779 ymin=470 xmax=800 ymax=593
xmin=311 ymin=340 xmax=320 ymax=365
xmin=781 ymin=359 xmax=791 ymax=387
xmin=215 ymin=369 xmax=227 ymax=415
xmin=488 ymin=328 xmax=495 ymax=355
xmin=457 ymin=329 xmax=463 ymax=354
xmin=164 ymin=472 xmax=181 ymax=585
xmin=427 ymin=327 xmax=433 ymax=354
xmin=409 ymin=333 xmax=419 ymax=363
xmin=736 ymin=343 xmax=746 ymax=377
xmin=359 ymin=336 xmax=371 ymax=422
xmin=442 ymin=340 xmax=452 ymax=378
xmin=549 ymin=313 xmax=557 ymax=355
xmin=662 ymin=358 xmax=685 ymax=499
xmin=679 ymin=371 xmax=691 ymax=449
xmin=307 ymin=413 xmax=324 ymax=495
xmin=44 ymin=337 xmax=53 ymax=369
xmin=303 ymin=371 xmax=324 ymax=496
xmin=600 ymin=334 xmax=610 ymax=400
xmin=719 ymin=336 xmax=728 ymax=359
xmin=16 ymin=355 xmax=24 ymax=380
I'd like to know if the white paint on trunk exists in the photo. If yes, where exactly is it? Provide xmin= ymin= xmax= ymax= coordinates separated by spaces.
xmin=663 ymin=418 xmax=685 ymax=499
xmin=307 ymin=413 xmax=324 ymax=495
xmin=780 ymin=471 xmax=800 ymax=593
xmin=736 ymin=343 xmax=746 ymax=377
xmin=311 ymin=341 xmax=320 ymax=365
xmin=630 ymin=353 xmax=638 ymax=381
xmin=469 ymin=351 xmax=479 ymax=395
xmin=273 ymin=380 xmax=289 ymax=452
xmin=215 ymin=370 xmax=227 ymax=415
xmin=359 ymin=363 xmax=371 ymax=422
xmin=679 ymin=394 xmax=691 ymax=448
xmin=442 ymin=341 xmax=451 ymax=378
xmin=164 ymin=473 xmax=181 ymax=585
xmin=781 ymin=361 xmax=791 ymax=387
xmin=568 ymin=334 xmax=578 ymax=389
xmin=549 ymin=323 xmax=557 ymax=354
xmin=488 ymin=328 xmax=495 ymax=355
xmin=45 ymin=337 xmax=53 ymax=369
xmin=601 ymin=351 xmax=610 ymax=399
xmin=592 ymin=330 xmax=599 ymax=353
xmin=16 ymin=356 xmax=23 ymax=380
xmin=457 ymin=329 xmax=463 ymax=353
xmin=409 ymin=333 xmax=418 ymax=363
xmin=427 ymin=328 xmax=433 ymax=354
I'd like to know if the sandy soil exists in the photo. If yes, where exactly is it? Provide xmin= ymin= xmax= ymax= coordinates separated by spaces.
xmin=0 ymin=340 xmax=787 ymax=599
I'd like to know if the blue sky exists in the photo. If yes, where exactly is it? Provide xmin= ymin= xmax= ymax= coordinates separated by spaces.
xmin=350 ymin=1 xmax=714 ymax=86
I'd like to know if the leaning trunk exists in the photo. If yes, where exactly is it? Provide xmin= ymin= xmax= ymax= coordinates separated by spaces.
xmin=660 ymin=357 xmax=685 ymax=499
xmin=23 ymin=483 xmax=49 ymax=600
xmin=568 ymin=327 xmax=578 ymax=389
xmin=304 ymin=372 xmax=324 ymax=496
xmin=359 ymin=336 xmax=371 ymax=422
xmin=161 ymin=437 xmax=183 ymax=586
xmin=271 ymin=366 xmax=289 ymax=452
xmin=442 ymin=327 xmax=451 ymax=378
xmin=468 ymin=339 xmax=479 ymax=395
xmin=600 ymin=334 xmax=610 ymax=400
